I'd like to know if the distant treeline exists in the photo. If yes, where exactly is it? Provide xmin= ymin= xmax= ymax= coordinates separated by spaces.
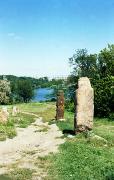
xmin=0 ymin=75 xmax=65 ymax=104
xmin=0 ymin=75 xmax=65 ymax=89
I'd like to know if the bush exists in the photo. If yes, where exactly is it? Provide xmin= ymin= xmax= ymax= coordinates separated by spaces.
xmin=65 ymin=100 xmax=75 ymax=112
xmin=17 ymin=80 xmax=34 ymax=103
xmin=0 ymin=79 xmax=11 ymax=104
xmin=92 ymin=77 xmax=113 ymax=117
xmin=65 ymin=76 xmax=113 ymax=118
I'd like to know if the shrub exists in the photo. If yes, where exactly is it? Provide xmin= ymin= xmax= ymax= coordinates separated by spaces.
xmin=0 ymin=79 xmax=11 ymax=104
xmin=92 ymin=77 xmax=113 ymax=117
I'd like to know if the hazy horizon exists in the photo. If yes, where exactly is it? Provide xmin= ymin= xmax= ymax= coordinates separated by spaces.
xmin=0 ymin=0 xmax=114 ymax=77
xmin=0 ymin=74 xmax=68 ymax=79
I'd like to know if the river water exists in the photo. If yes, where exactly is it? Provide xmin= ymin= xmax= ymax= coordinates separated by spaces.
xmin=33 ymin=88 xmax=54 ymax=102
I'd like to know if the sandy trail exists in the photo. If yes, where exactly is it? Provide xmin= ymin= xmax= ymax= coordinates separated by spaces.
xmin=0 ymin=116 xmax=65 ymax=177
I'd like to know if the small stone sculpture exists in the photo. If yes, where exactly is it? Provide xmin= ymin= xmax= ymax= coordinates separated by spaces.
xmin=56 ymin=90 xmax=64 ymax=120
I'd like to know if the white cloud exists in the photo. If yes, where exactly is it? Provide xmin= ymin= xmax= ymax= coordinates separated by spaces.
xmin=7 ymin=33 xmax=23 ymax=40
xmin=14 ymin=36 xmax=22 ymax=40
xmin=8 ymin=33 xmax=15 ymax=37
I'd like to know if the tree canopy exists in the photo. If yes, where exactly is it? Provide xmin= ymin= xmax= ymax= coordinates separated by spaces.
xmin=68 ymin=44 xmax=114 ymax=117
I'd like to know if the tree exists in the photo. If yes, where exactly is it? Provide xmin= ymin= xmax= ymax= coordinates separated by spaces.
xmin=98 ymin=44 xmax=114 ymax=77
xmin=0 ymin=79 xmax=11 ymax=104
xmin=17 ymin=80 xmax=34 ymax=102
xmin=92 ymin=77 xmax=113 ymax=117
xmin=69 ymin=49 xmax=98 ymax=79
xmin=68 ymin=45 xmax=114 ymax=117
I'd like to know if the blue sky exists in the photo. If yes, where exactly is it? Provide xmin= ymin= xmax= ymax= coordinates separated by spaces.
xmin=0 ymin=0 xmax=114 ymax=78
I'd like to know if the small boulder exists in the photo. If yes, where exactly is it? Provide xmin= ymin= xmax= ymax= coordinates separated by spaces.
xmin=12 ymin=106 xmax=19 ymax=116
xmin=0 ymin=107 xmax=9 ymax=124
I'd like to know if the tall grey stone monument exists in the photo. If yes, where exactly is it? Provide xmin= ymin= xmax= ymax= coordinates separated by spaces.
xmin=74 ymin=77 xmax=94 ymax=133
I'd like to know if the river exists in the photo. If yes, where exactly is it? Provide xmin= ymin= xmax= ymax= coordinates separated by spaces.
xmin=32 ymin=88 xmax=54 ymax=102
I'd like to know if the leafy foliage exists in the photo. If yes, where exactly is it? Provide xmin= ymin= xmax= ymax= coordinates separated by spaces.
xmin=0 ymin=79 xmax=11 ymax=104
xmin=92 ymin=77 xmax=113 ymax=117
xmin=68 ymin=44 xmax=114 ymax=117
xmin=69 ymin=49 xmax=98 ymax=78
xmin=17 ymin=80 xmax=34 ymax=103
xmin=98 ymin=44 xmax=114 ymax=77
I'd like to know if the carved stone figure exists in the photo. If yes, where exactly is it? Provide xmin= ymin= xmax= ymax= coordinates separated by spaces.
xmin=56 ymin=90 xmax=64 ymax=120
xmin=74 ymin=77 xmax=94 ymax=133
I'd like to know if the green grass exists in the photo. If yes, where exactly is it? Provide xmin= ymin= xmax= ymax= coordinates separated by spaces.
xmin=56 ymin=111 xmax=74 ymax=132
xmin=16 ymin=113 xmax=36 ymax=128
xmin=0 ymin=168 xmax=35 ymax=180
xmin=49 ymin=140 xmax=114 ymax=180
xmin=16 ymin=102 xmax=56 ymax=122
xmin=94 ymin=118 xmax=114 ymax=144
xmin=0 ymin=102 xmax=114 ymax=180
xmin=0 ymin=120 xmax=17 ymax=141
xmin=46 ymin=111 xmax=114 ymax=180
xmin=0 ymin=102 xmax=55 ymax=141
xmin=0 ymin=175 xmax=11 ymax=180
xmin=34 ymin=125 xmax=50 ymax=133
xmin=0 ymin=113 xmax=36 ymax=141
xmin=26 ymin=106 xmax=114 ymax=180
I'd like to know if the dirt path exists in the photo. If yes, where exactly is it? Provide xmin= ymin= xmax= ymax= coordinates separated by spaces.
xmin=21 ymin=111 xmax=39 ymax=117
xmin=0 ymin=116 xmax=65 ymax=178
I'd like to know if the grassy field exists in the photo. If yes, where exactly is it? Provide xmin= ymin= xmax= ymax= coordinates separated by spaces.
xmin=0 ymin=102 xmax=114 ymax=180
xmin=0 ymin=109 xmax=36 ymax=141
xmin=48 ymin=113 xmax=114 ymax=180
xmin=15 ymin=102 xmax=56 ymax=122
xmin=0 ymin=102 xmax=56 ymax=141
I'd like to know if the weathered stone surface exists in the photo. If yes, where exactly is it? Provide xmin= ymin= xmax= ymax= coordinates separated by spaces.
xmin=56 ymin=90 xmax=64 ymax=120
xmin=0 ymin=107 xmax=9 ymax=124
xmin=12 ymin=106 xmax=19 ymax=116
xmin=74 ymin=77 xmax=94 ymax=132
